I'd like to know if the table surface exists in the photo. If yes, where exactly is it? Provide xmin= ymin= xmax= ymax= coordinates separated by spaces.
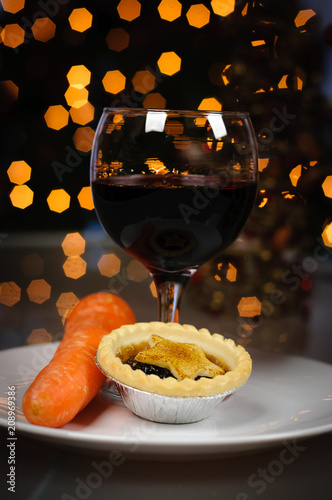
xmin=1 ymin=233 xmax=332 ymax=500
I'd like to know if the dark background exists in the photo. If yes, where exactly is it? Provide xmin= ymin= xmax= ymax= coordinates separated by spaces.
xmin=0 ymin=0 xmax=332 ymax=352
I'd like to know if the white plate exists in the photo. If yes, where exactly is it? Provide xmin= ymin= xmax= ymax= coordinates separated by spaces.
xmin=0 ymin=343 xmax=331 ymax=460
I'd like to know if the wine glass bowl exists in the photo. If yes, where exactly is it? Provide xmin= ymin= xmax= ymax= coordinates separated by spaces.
xmin=91 ymin=108 xmax=258 ymax=322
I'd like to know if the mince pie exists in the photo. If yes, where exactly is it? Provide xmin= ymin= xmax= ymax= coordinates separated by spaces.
xmin=96 ymin=322 xmax=252 ymax=397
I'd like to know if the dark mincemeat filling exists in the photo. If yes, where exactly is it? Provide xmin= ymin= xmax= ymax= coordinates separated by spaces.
xmin=124 ymin=356 xmax=222 ymax=380
xmin=125 ymin=355 xmax=176 ymax=379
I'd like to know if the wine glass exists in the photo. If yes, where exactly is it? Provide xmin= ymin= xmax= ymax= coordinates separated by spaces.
xmin=90 ymin=108 xmax=258 ymax=322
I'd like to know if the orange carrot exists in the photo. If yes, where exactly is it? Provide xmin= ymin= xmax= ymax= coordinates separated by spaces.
xmin=64 ymin=291 xmax=136 ymax=336
xmin=22 ymin=292 xmax=135 ymax=427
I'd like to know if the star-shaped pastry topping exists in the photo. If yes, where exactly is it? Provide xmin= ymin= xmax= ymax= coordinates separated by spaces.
xmin=135 ymin=335 xmax=225 ymax=381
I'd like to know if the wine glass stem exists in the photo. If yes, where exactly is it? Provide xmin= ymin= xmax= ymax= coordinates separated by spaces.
xmin=156 ymin=281 xmax=184 ymax=323
xmin=153 ymin=271 xmax=194 ymax=322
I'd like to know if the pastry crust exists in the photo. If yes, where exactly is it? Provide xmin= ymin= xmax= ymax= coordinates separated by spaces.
xmin=96 ymin=322 xmax=252 ymax=397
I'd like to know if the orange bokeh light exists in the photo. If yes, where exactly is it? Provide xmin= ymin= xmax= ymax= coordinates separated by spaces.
xmin=10 ymin=185 xmax=34 ymax=209
xmin=117 ymin=0 xmax=141 ymax=21
xmin=2 ymin=23 xmax=25 ymax=48
xmin=1 ymin=0 xmax=25 ymax=13
xmin=77 ymin=186 xmax=94 ymax=210
xmin=69 ymin=102 xmax=94 ymax=125
xmin=0 ymin=282 xmax=21 ymax=306
xmin=322 ymin=222 xmax=332 ymax=248
xmin=7 ymin=160 xmax=31 ymax=184
xmin=63 ymin=256 xmax=87 ymax=279
xmin=102 ymin=70 xmax=126 ymax=94
xmin=186 ymin=4 xmax=210 ymax=28
xmin=26 ymin=328 xmax=52 ymax=345
xmin=322 ymin=176 xmax=332 ymax=198
xmin=56 ymin=292 xmax=79 ymax=322
xmin=65 ymin=86 xmax=89 ymax=108
xmin=44 ymin=105 xmax=69 ymax=130
xmin=31 ymin=17 xmax=56 ymax=42
xmin=157 ymin=0 xmax=182 ymax=22
xmin=198 ymin=97 xmax=222 ymax=111
xmin=106 ymin=28 xmax=130 ymax=51
xmin=143 ymin=92 xmax=166 ymax=109
xmin=47 ymin=189 xmax=70 ymax=213
xmin=98 ymin=253 xmax=121 ymax=277
xmin=27 ymin=279 xmax=51 ymax=304
xmin=132 ymin=70 xmax=155 ymax=93
xmin=68 ymin=8 xmax=93 ymax=33
xmin=211 ymin=0 xmax=235 ymax=17
xmin=157 ymin=51 xmax=181 ymax=76
xmin=126 ymin=260 xmax=149 ymax=282
xmin=73 ymin=126 xmax=95 ymax=152
xmin=62 ymin=232 xmax=86 ymax=256
xmin=237 ymin=296 xmax=262 ymax=317
xmin=67 ymin=65 xmax=91 ymax=88
xmin=0 ymin=80 xmax=19 ymax=100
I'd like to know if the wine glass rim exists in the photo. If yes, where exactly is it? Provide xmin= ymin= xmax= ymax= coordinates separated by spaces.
xmin=101 ymin=107 xmax=250 ymax=118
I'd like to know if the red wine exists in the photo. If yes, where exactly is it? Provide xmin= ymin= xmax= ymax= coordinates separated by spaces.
xmin=92 ymin=175 xmax=257 ymax=273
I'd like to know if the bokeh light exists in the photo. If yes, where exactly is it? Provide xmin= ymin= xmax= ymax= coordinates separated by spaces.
xmin=198 ymin=97 xmax=222 ymax=111
xmin=67 ymin=65 xmax=91 ymax=88
xmin=98 ymin=253 xmax=121 ymax=277
xmin=68 ymin=8 xmax=93 ymax=33
xmin=211 ymin=0 xmax=235 ymax=17
xmin=157 ymin=0 xmax=182 ymax=22
xmin=186 ymin=4 xmax=210 ymax=28
xmin=7 ymin=160 xmax=31 ymax=185
xmin=27 ymin=279 xmax=51 ymax=304
xmin=10 ymin=185 xmax=34 ymax=209
xmin=237 ymin=296 xmax=262 ymax=317
xmin=77 ymin=187 xmax=94 ymax=210
xmin=1 ymin=0 xmax=25 ymax=14
xmin=126 ymin=260 xmax=149 ymax=282
xmin=47 ymin=189 xmax=70 ymax=213
xmin=157 ymin=51 xmax=181 ymax=75
xmin=73 ymin=127 xmax=95 ymax=152
xmin=69 ymin=102 xmax=94 ymax=125
xmin=63 ymin=256 xmax=87 ymax=279
xmin=102 ymin=70 xmax=126 ymax=94
xmin=0 ymin=282 xmax=21 ymax=307
xmin=56 ymin=292 xmax=79 ymax=322
xmin=0 ymin=80 xmax=19 ymax=100
xmin=106 ymin=28 xmax=130 ymax=51
xmin=117 ymin=0 xmax=141 ymax=21
xmin=64 ymin=86 xmax=89 ymax=108
xmin=31 ymin=17 xmax=56 ymax=42
xmin=62 ymin=232 xmax=85 ymax=256
xmin=44 ymin=105 xmax=69 ymax=130
xmin=143 ymin=92 xmax=166 ymax=108
xmin=26 ymin=328 xmax=52 ymax=345
xmin=2 ymin=23 xmax=25 ymax=48
xmin=322 ymin=222 xmax=332 ymax=248
xmin=132 ymin=70 xmax=155 ymax=93
xmin=322 ymin=176 xmax=332 ymax=198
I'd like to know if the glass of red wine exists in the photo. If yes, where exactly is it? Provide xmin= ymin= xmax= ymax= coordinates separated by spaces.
xmin=91 ymin=108 xmax=258 ymax=322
